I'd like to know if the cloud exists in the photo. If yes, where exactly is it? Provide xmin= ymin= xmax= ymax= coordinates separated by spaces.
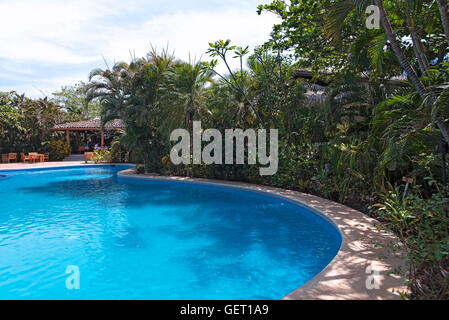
xmin=101 ymin=9 xmax=279 ymax=69
xmin=0 ymin=0 xmax=278 ymax=97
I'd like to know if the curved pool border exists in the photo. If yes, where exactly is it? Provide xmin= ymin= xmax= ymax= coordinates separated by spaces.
xmin=0 ymin=162 xmax=408 ymax=299
xmin=117 ymin=169 xmax=408 ymax=300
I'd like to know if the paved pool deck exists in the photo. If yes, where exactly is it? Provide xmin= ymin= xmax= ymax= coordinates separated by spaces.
xmin=0 ymin=161 xmax=89 ymax=170
xmin=0 ymin=162 xmax=408 ymax=299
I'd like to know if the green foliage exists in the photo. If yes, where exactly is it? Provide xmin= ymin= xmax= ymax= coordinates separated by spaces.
xmin=0 ymin=91 xmax=71 ymax=154
xmin=50 ymin=83 xmax=101 ymax=120
xmin=0 ymin=93 xmax=26 ymax=153
xmin=109 ymin=135 xmax=126 ymax=163
xmin=85 ymin=48 xmax=174 ymax=173
xmin=258 ymin=0 xmax=447 ymax=77
xmin=47 ymin=140 xmax=71 ymax=161
xmin=92 ymin=149 xmax=111 ymax=163
xmin=371 ymin=184 xmax=449 ymax=299
xmin=257 ymin=0 xmax=350 ymax=71
xmin=159 ymin=59 xmax=213 ymax=136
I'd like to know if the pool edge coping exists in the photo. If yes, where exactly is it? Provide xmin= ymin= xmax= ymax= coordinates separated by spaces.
xmin=0 ymin=162 xmax=134 ymax=174
xmin=117 ymin=169 xmax=408 ymax=300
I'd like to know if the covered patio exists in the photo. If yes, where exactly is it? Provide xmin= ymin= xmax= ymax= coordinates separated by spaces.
xmin=51 ymin=119 xmax=126 ymax=153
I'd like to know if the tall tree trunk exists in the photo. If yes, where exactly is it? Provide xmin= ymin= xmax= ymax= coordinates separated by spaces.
xmin=409 ymin=27 xmax=429 ymax=74
xmin=438 ymin=42 xmax=447 ymax=63
xmin=373 ymin=0 xmax=426 ymax=97
xmin=437 ymin=121 xmax=449 ymax=144
xmin=438 ymin=0 xmax=449 ymax=45
xmin=409 ymin=26 xmax=429 ymax=74
xmin=374 ymin=0 xmax=449 ymax=144
xmin=404 ymin=1 xmax=429 ymax=74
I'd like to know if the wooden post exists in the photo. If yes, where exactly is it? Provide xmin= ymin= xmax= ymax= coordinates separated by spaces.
xmin=101 ymin=130 xmax=104 ymax=151
xmin=66 ymin=129 xmax=70 ymax=146
xmin=75 ymin=131 xmax=80 ymax=152
xmin=402 ymin=176 xmax=414 ymax=201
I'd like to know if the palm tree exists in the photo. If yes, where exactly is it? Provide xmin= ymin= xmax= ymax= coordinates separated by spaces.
xmin=403 ymin=0 xmax=429 ymax=74
xmin=372 ymin=0 xmax=426 ymax=95
xmin=206 ymin=73 xmax=255 ymax=127
xmin=326 ymin=0 xmax=449 ymax=144
xmin=373 ymin=0 xmax=449 ymax=144
xmin=84 ymin=62 xmax=129 ymax=121
xmin=159 ymin=58 xmax=213 ymax=136
xmin=85 ymin=51 xmax=173 ymax=173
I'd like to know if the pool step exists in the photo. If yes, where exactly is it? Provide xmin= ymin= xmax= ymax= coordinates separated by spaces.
xmin=63 ymin=154 xmax=85 ymax=162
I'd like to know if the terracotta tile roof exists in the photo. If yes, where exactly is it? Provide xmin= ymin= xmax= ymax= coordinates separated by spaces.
xmin=51 ymin=119 xmax=125 ymax=130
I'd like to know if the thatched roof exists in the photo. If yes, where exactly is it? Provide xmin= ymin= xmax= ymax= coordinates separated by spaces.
xmin=51 ymin=119 xmax=125 ymax=131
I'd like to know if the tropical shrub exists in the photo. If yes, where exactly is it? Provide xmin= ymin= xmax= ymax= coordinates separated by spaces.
xmin=372 ymin=184 xmax=449 ymax=299
xmin=109 ymin=136 xmax=126 ymax=163
xmin=47 ymin=140 xmax=71 ymax=161
xmin=92 ymin=149 xmax=111 ymax=163
xmin=1 ymin=91 xmax=82 ymax=154
xmin=0 ymin=96 xmax=26 ymax=153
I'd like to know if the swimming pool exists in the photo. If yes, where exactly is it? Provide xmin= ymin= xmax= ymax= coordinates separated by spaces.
xmin=0 ymin=165 xmax=341 ymax=299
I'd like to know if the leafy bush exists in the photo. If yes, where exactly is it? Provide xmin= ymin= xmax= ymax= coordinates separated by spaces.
xmin=1 ymin=91 xmax=74 ymax=154
xmin=371 ymin=183 xmax=449 ymax=299
xmin=47 ymin=140 xmax=71 ymax=161
xmin=0 ymin=100 xmax=26 ymax=153
xmin=109 ymin=137 xmax=126 ymax=163
xmin=92 ymin=149 xmax=110 ymax=163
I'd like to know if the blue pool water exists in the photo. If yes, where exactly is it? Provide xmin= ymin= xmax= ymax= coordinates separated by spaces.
xmin=0 ymin=165 xmax=341 ymax=299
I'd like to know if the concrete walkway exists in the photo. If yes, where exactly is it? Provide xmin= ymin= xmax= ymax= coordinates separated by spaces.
xmin=0 ymin=161 xmax=88 ymax=171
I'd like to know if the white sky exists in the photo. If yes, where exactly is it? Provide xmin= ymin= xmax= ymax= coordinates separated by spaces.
xmin=0 ymin=0 xmax=279 ymax=97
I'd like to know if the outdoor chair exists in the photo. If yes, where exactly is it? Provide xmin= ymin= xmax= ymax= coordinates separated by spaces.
xmin=20 ymin=153 xmax=33 ymax=163
xmin=43 ymin=153 xmax=49 ymax=162
xmin=84 ymin=152 xmax=94 ymax=163
xmin=1 ymin=154 xmax=7 ymax=163
xmin=8 ymin=153 xmax=18 ymax=163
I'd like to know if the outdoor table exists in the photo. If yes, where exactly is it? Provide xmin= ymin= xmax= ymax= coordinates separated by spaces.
xmin=30 ymin=154 xmax=44 ymax=163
